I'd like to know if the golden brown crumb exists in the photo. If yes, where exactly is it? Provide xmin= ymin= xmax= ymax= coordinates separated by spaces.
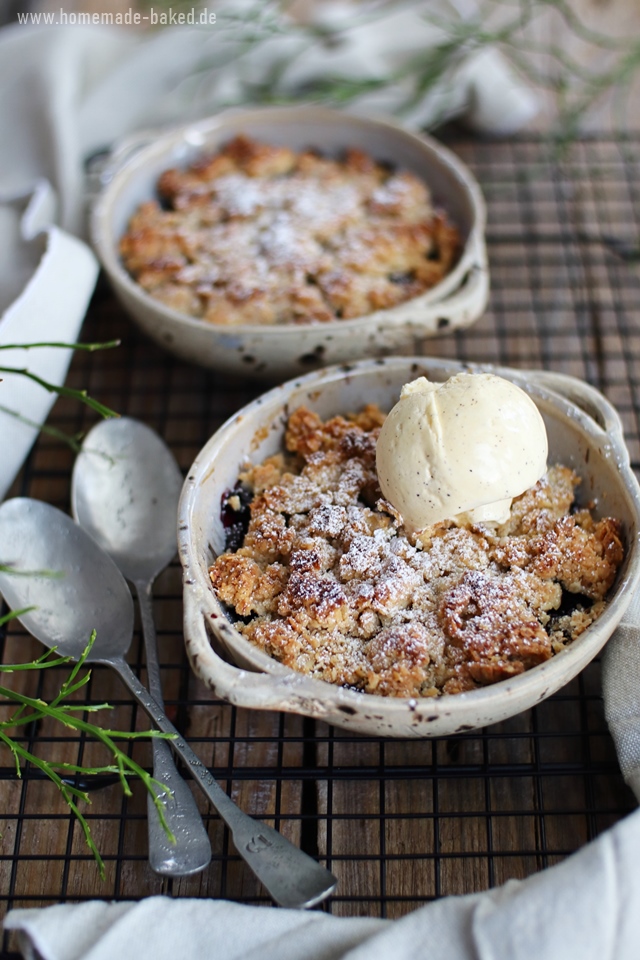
xmin=209 ymin=405 xmax=624 ymax=697
xmin=120 ymin=135 xmax=460 ymax=326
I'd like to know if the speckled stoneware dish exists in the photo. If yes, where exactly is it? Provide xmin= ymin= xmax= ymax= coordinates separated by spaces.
xmin=178 ymin=358 xmax=640 ymax=737
xmin=91 ymin=106 xmax=488 ymax=380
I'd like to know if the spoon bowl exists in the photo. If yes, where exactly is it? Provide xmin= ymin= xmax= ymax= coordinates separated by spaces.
xmin=72 ymin=417 xmax=183 ymax=583
xmin=0 ymin=497 xmax=133 ymax=661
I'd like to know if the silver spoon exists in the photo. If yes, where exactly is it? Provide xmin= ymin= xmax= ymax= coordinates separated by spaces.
xmin=0 ymin=498 xmax=337 ymax=909
xmin=71 ymin=417 xmax=210 ymax=877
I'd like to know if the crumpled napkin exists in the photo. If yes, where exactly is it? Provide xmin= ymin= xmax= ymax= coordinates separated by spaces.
xmin=0 ymin=182 xmax=98 ymax=499
xmin=6 ymin=802 xmax=640 ymax=960
xmin=604 ymin=590 xmax=640 ymax=801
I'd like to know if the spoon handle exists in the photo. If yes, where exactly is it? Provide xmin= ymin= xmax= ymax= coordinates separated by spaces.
xmin=135 ymin=580 xmax=212 ymax=877
xmin=110 ymin=657 xmax=337 ymax=910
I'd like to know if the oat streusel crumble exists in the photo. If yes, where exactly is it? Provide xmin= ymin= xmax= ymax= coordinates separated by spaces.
xmin=120 ymin=135 xmax=460 ymax=326
xmin=209 ymin=405 xmax=624 ymax=697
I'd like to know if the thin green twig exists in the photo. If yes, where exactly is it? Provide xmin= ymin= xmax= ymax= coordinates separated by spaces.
xmin=0 ymin=731 xmax=106 ymax=876
xmin=0 ymin=367 xmax=118 ymax=420
xmin=0 ymin=646 xmax=68 ymax=670
xmin=0 ymin=339 xmax=120 ymax=451
xmin=0 ymin=564 xmax=63 ymax=579
xmin=0 ymin=341 xmax=120 ymax=353
xmin=0 ymin=635 xmax=178 ymax=874
xmin=0 ymin=404 xmax=88 ymax=452
xmin=0 ymin=607 xmax=35 ymax=628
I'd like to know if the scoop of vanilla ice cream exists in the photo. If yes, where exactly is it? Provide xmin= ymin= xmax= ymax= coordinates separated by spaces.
xmin=376 ymin=373 xmax=548 ymax=532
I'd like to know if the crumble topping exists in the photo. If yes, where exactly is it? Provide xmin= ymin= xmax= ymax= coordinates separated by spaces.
xmin=120 ymin=135 xmax=460 ymax=326
xmin=209 ymin=405 xmax=624 ymax=697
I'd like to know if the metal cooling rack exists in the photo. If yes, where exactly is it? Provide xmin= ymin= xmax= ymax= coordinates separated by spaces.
xmin=1 ymin=135 xmax=639 ymax=953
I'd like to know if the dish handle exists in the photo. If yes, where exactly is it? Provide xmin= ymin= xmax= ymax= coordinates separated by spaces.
xmin=183 ymin=585 xmax=332 ymax=718
xmin=420 ymin=233 xmax=489 ymax=333
xmin=524 ymin=370 xmax=625 ymax=446
xmin=85 ymin=128 xmax=166 ymax=202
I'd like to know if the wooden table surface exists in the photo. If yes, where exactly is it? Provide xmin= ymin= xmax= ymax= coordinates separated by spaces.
xmin=1 ymin=135 xmax=639 ymax=952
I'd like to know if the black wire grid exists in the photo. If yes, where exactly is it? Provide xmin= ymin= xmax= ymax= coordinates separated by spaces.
xmin=1 ymin=136 xmax=639 ymax=947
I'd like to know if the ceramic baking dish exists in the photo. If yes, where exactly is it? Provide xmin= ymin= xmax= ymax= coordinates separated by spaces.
xmin=178 ymin=357 xmax=640 ymax=737
xmin=91 ymin=106 xmax=488 ymax=380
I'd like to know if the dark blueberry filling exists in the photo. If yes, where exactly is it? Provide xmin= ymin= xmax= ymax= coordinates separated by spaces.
xmin=221 ymin=483 xmax=253 ymax=552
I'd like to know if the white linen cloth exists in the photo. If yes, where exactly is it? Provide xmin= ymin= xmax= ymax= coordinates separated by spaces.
xmin=6 ymin=802 xmax=640 ymax=960
xmin=0 ymin=182 xmax=98 ymax=500
xmin=604 ymin=590 xmax=640 ymax=802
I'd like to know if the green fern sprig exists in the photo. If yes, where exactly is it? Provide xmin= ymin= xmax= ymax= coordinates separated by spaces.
xmin=0 ymin=630 xmax=176 ymax=878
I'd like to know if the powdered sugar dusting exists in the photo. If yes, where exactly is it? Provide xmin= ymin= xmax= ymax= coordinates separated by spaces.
xmin=120 ymin=135 xmax=460 ymax=326
xmin=209 ymin=404 xmax=624 ymax=698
